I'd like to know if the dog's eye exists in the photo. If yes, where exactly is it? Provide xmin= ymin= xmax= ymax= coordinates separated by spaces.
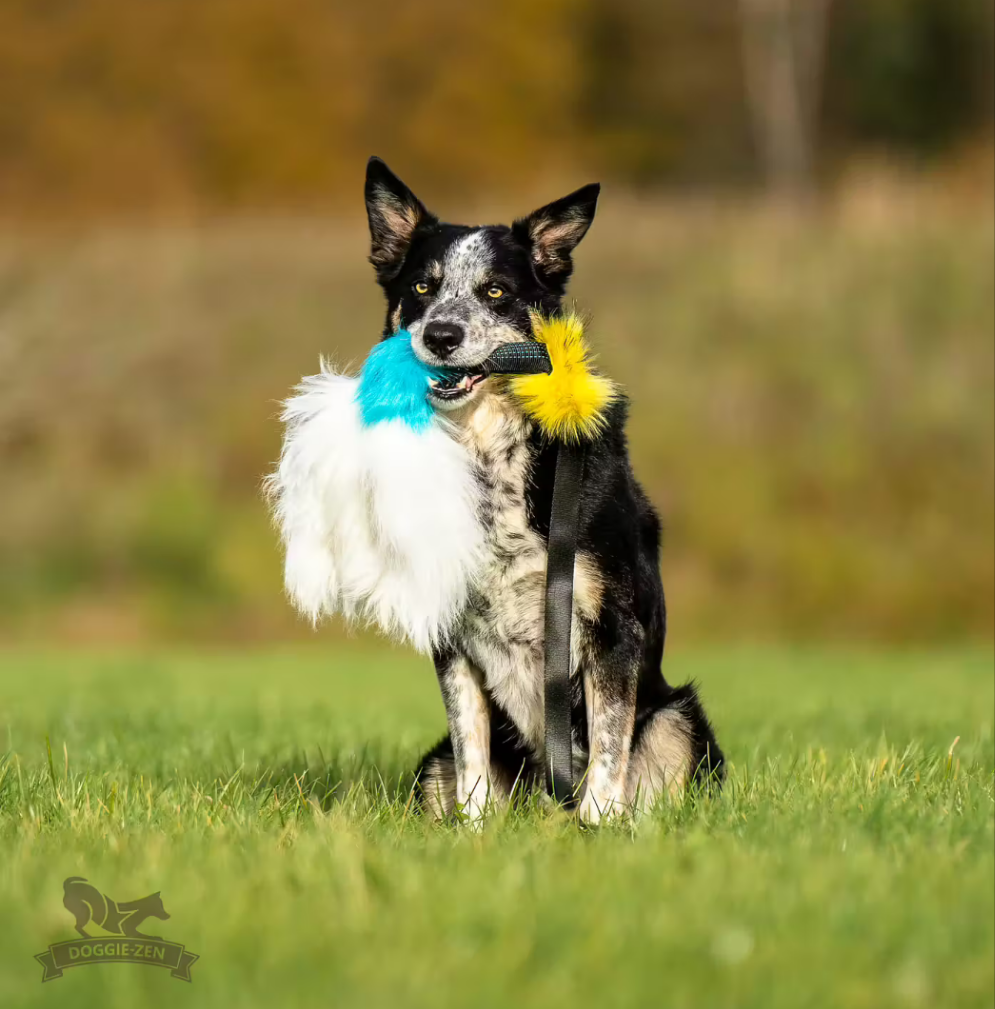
xmin=486 ymin=285 xmax=504 ymax=299
xmin=413 ymin=281 xmax=430 ymax=296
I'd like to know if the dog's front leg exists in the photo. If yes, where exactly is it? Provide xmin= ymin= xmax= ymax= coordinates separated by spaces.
xmin=579 ymin=641 xmax=638 ymax=824
xmin=433 ymin=649 xmax=492 ymax=824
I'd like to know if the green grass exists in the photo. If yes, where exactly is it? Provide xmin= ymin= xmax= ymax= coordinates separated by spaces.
xmin=0 ymin=643 xmax=992 ymax=1008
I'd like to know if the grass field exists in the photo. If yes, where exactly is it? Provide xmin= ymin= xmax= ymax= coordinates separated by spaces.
xmin=0 ymin=643 xmax=991 ymax=1007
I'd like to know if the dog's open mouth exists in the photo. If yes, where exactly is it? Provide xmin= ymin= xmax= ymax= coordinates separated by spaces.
xmin=428 ymin=372 xmax=486 ymax=403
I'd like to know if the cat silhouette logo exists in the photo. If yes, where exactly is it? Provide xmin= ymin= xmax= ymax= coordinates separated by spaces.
xmin=34 ymin=877 xmax=199 ymax=982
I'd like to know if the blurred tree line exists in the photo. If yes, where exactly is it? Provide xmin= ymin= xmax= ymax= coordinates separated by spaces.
xmin=0 ymin=0 xmax=990 ymax=216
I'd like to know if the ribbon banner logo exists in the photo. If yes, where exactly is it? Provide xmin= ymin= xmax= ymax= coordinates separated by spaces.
xmin=35 ymin=877 xmax=199 ymax=982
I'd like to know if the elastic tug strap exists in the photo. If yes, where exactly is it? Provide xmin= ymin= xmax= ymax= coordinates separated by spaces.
xmin=543 ymin=439 xmax=585 ymax=806
xmin=441 ymin=316 xmax=603 ymax=805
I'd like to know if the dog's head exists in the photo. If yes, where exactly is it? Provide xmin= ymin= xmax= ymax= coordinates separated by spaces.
xmin=135 ymin=892 xmax=170 ymax=921
xmin=364 ymin=157 xmax=599 ymax=412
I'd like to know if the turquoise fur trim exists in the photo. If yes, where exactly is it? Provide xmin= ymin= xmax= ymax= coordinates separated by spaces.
xmin=355 ymin=331 xmax=446 ymax=430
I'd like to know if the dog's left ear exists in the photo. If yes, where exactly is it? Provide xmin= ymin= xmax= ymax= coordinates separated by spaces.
xmin=513 ymin=183 xmax=600 ymax=282
xmin=365 ymin=157 xmax=437 ymax=283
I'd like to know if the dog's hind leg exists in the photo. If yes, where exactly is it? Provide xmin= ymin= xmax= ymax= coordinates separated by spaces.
xmin=413 ymin=707 xmax=538 ymax=820
xmin=414 ymin=736 xmax=458 ymax=819
xmin=63 ymin=877 xmax=105 ymax=939
xmin=626 ymin=683 xmax=724 ymax=815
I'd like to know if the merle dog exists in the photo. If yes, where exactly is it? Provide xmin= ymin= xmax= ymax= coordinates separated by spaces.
xmin=363 ymin=157 xmax=723 ymax=822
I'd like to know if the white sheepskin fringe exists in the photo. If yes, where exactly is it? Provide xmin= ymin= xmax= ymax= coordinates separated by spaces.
xmin=266 ymin=363 xmax=485 ymax=653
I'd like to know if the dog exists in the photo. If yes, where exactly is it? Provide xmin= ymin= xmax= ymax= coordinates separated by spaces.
xmin=357 ymin=156 xmax=724 ymax=824
xmin=62 ymin=877 xmax=171 ymax=940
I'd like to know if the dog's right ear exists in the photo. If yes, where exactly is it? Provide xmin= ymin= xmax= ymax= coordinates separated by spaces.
xmin=365 ymin=157 xmax=436 ymax=284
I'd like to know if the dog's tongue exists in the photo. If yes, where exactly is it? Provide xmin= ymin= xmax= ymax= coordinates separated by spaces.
xmin=431 ymin=372 xmax=483 ymax=393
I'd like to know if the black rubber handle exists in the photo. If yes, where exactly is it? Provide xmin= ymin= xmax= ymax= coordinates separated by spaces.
xmin=481 ymin=342 xmax=552 ymax=376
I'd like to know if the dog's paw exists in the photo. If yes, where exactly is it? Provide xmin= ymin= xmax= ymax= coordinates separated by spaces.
xmin=578 ymin=791 xmax=628 ymax=826
xmin=457 ymin=797 xmax=487 ymax=829
xmin=456 ymin=774 xmax=491 ymax=828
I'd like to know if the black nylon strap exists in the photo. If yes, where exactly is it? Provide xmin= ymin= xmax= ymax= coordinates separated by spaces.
xmin=543 ymin=440 xmax=586 ymax=805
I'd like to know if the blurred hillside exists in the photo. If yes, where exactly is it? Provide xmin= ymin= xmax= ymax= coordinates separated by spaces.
xmin=1 ymin=186 xmax=991 ymax=642
xmin=0 ymin=0 xmax=991 ymax=643
xmin=0 ymin=0 xmax=991 ymax=216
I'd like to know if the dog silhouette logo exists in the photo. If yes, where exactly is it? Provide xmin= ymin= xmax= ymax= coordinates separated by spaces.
xmin=63 ymin=877 xmax=171 ymax=940
xmin=34 ymin=877 xmax=199 ymax=982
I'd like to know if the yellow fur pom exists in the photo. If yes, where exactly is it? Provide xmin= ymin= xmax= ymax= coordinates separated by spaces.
xmin=510 ymin=313 xmax=617 ymax=442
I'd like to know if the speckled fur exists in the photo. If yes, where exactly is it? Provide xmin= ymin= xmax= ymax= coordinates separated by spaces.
xmin=456 ymin=389 xmax=602 ymax=755
xmin=362 ymin=157 xmax=725 ymax=822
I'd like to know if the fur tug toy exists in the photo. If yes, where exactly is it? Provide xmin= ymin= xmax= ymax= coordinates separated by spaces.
xmin=510 ymin=313 xmax=616 ymax=442
xmin=269 ymin=312 xmax=614 ymax=802
xmin=268 ymin=314 xmax=613 ymax=656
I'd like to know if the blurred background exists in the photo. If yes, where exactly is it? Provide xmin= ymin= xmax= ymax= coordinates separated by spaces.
xmin=0 ymin=0 xmax=991 ymax=645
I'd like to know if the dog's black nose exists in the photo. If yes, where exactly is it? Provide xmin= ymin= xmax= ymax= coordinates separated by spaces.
xmin=422 ymin=322 xmax=465 ymax=359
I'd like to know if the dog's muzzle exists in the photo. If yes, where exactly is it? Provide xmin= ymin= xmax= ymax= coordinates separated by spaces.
xmin=428 ymin=341 xmax=552 ymax=406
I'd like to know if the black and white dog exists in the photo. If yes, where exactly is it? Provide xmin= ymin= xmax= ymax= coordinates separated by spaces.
xmin=358 ymin=157 xmax=723 ymax=823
